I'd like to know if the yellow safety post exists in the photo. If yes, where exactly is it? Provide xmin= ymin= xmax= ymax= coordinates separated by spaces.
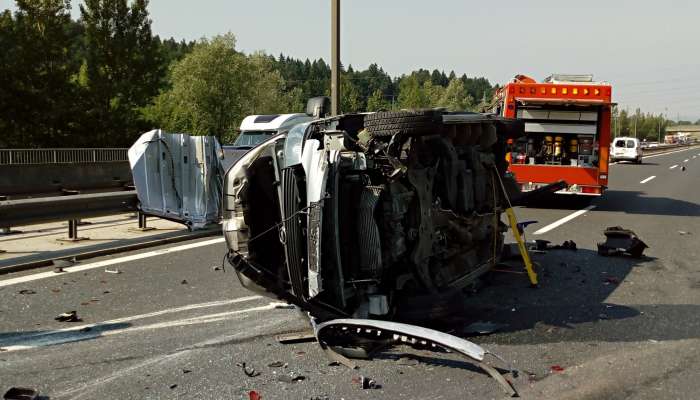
xmin=492 ymin=166 xmax=538 ymax=286
xmin=504 ymin=208 xmax=538 ymax=286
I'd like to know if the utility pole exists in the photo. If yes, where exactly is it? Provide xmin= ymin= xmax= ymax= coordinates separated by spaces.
xmin=331 ymin=0 xmax=341 ymax=115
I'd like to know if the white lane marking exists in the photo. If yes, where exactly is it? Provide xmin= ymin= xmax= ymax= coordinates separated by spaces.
xmin=670 ymin=165 xmax=678 ymax=169
xmin=639 ymin=176 xmax=656 ymax=184
xmin=533 ymin=205 xmax=596 ymax=235
xmin=0 ymin=237 xmax=226 ymax=288
xmin=684 ymin=159 xmax=689 ymax=162
xmin=0 ymin=301 xmax=286 ymax=352
xmin=0 ymin=296 xmax=262 ymax=344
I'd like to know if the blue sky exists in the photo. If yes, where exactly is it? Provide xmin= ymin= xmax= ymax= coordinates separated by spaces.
xmin=3 ymin=0 xmax=699 ymax=120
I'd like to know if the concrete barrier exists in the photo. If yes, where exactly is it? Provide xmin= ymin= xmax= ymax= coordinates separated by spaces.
xmin=0 ymin=162 xmax=133 ymax=197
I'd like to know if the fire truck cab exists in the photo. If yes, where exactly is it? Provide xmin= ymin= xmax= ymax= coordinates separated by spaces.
xmin=493 ymin=74 xmax=613 ymax=196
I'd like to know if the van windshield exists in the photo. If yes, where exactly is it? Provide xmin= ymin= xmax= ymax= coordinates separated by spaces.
xmin=233 ymin=130 xmax=277 ymax=147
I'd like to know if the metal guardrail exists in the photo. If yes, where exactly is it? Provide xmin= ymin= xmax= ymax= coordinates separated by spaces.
xmin=0 ymin=191 xmax=138 ymax=229
xmin=0 ymin=148 xmax=128 ymax=165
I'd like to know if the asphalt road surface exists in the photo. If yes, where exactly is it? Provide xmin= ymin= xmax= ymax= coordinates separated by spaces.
xmin=1 ymin=147 xmax=699 ymax=400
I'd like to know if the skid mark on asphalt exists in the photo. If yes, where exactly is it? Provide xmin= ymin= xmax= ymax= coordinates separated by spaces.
xmin=640 ymin=176 xmax=656 ymax=184
xmin=670 ymin=165 xmax=678 ymax=169
xmin=533 ymin=205 xmax=597 ymax=235
xmin=0 ymin=237 xmax=226 ymax=288
xmin=0 ymin=300 xmax=286 ymax=352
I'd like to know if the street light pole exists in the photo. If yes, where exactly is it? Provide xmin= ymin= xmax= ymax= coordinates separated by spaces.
xmin=331 ymin=0 xmax=340 ymax=115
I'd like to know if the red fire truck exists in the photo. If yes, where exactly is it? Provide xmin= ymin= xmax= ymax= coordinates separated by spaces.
xmin=493 ymin=74 xmax=613 ymax=196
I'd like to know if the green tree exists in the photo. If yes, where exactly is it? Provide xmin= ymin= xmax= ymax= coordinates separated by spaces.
xmin=436 ymin=78 xmax=474 ymax=111
xmin=79 ymin=0 xmax=163 ymax=146
xmin=143 ymin=34 xmax=298 ymax=143
xmin=398 ymin=75 xmax=429 ymax=109
xmin=0 ymin=0 xmax=79 ymax=147
xmin=366 ymin=89 xmax=390 ymax=111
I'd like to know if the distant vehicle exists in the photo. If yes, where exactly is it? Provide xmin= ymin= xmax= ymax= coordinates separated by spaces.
xmin=491 ymin=74 xmax=613 ymax=196
xmin=222 ymin=113 xmax=315 ymax=170
xmin=610 ymin=137 xmax=643 ymax=163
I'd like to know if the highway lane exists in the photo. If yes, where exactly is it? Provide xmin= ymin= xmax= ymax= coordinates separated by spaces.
xmin=1 ymin=146 xmax=699 ymax=399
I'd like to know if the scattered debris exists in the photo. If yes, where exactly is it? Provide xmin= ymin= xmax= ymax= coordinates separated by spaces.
xmin=550 ymin=365 xmax=565 ymax=373
xmin=18 ymin=289 xmax=36 ymax=295
xmin=104 ymin=268 xmax=121 ymax=274
xmin=182 ymin=369 xmax=192 ymax=374
xmin=277 ymin=373 xmax=305 ymax=383
xmin=236 ymin=362 xmax=260 ymax=377
xmin=603 ymin=276 xmax=621 ymax=285
xmin=51 ymin=289 xmax=61 ymax=293
xmin=681 ymin=165 xmax=686 ymax=171
xmin=169 ymin=384 xmax=177 ymax=389
xmin=463 ymin=321 xmax=508 ymax=335
xmin=3 ymin=387 xmax=39 ymax=400
xmin=54 ymin=310 xmax=82 ymax=322
xmin=212 ymin=265 xmax=222 ymax=271
xmin=276 ymin=331 xmax=316 ymax=344
xmin=352 ymin=376 xmax=379 ymax=389
xmin=597 ymin=226 xmax=648 ymax=258
xmin=180 ymin=279 xmax=188 ymax=285
xmin=248 ymin=391 xmax=261 ymax=400
xmin=678 ymin=231 xmax=692 ymax=235
xmin=267 ymin=361 xmax=287 ymax=368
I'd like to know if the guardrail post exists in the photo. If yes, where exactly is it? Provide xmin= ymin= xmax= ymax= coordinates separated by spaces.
xmin=57 ymin=219 xmax=88 ymax=242
xmin=130 ymin=212 xmax=155 ymax=232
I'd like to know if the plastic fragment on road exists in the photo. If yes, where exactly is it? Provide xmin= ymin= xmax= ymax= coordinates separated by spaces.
xmin=3 ymin=387 xmax=39 ymax=400
xmin=267 ymin=361 xmax=287 ymax=368
xmin=550 ymin=365 xmax=565 ymax=373
xmin=678 ymin=231 xmax=692 ymax=235
xmin=248 ymin=391 xmax=261 ymax=400
xmin=597 ymin=226 xmax=648 ymax=258
xmin=352 ymin=375 xmax=379 ymax=389
xmin=463 ymin=321 xmax=509 ymax=335
xmin=236 ymin=362 xmax=261 ymax=377
xmin=277 ymin=373 xmax=305 ymax=383
xmin=17 ymin=289 xmax=36 ymax=295
xmin=54 ymin=310 xmax=82 ymax=322
xmin=104 ymin=268 xmax=121 ymax=274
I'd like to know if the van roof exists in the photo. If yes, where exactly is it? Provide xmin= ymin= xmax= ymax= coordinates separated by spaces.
xmin=239 ymin=113 xmax=312 ymax=131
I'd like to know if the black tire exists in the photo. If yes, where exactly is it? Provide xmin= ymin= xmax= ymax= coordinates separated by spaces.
xmin=364 ymin=110 xmax=443 ymax=138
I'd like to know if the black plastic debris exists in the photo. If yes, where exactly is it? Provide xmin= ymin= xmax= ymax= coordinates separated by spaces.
xmin=277 ymin=373 xmax=305 ymax=383
xmin=18 ymin=289 xmax=36 ymax=295
xmin=54 ymin=310 xmax=82 ymax=322
xmin=597 ymin=226 xmax=648 ymax=258
xmin=678 ymin=231 xmax=692 ymax=235
xmin=236 ymin=362 xmax=260 ymax=377
xmin=3 ymin=387 xmax=38 ymax=400
xmin=180 ymin=279 xmax=189 ymax=285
